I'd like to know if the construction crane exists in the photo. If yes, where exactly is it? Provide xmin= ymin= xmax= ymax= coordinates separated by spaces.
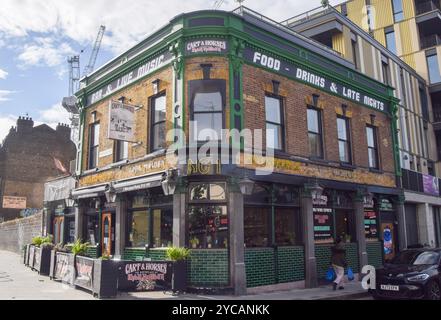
xmin=63 ymin=25 xmax=106 ymax=145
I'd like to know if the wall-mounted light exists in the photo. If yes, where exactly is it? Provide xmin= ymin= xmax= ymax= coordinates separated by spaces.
xmin=152 ymin=79 xmax=160 ymax=95
xmin=239 ymin=177 xmax=255 ymax=196
xmin=161 ymin=168 xmax=178 ymax=196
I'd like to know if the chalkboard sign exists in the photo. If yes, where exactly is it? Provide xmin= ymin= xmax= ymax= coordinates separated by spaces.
xmin=118 ymin=261 xmax=172 ymax=292
xmin=364 ymin=210 xmax=378 ymax=239
xmin=74 ymin=256 xmax=94 ymax=291
xmin=313 ymin=207 xmax=334 ymax=243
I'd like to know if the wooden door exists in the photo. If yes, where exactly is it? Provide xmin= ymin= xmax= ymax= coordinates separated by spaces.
xmin=381 ymin=223 xmax=396 ymax=261
xmin=102 ymin=213 xmax=112 ymax=257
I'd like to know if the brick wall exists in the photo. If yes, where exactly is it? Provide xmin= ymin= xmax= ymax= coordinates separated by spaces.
xmin=0 ymin=212 xmax=42 ymax=254
xmin=242 ymin=64 xmax=395 ymax=174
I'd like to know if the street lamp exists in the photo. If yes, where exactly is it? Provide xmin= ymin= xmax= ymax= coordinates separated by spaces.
xmin=239 ymin=177 xmax=255 ymax=196
xmin=104 ymin=185 xmax=117 ymax=203
xmin=310 ymin=180 xmax=324 ymax=200
xmin=161 ymin=169 xmax=178 ymax=196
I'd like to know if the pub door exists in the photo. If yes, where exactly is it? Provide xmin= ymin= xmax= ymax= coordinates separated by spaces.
xmin=53 ymin=217 xmax=65 ymax=244
xmin=101 ymin=212 xmax=115 ymax=257
xmin=380 ymin=221 xmax=398 ymax=261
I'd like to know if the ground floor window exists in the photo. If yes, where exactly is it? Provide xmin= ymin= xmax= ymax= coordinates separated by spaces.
xmin=335 ymin=210 xmax=355 ymax=243
xmin=188 ymin=205 xmax=228 ymax=249
xmin=244 ymin=207 xmax=271 ymax=247
xmin=85 ymin=213 xmax=99 ymax=245
xmin=127 ymin=208 xmax=173 ymax=248
xmin=275 ymin=207 xmax=301 ymax=246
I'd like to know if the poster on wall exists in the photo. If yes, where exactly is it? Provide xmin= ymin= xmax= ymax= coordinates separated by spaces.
xmin=381 ymin=223 xmax=395 ymax=260
xmin=2 ymin=196 xmax=26 ymax=209
xmin=74 ymin=256 xmax=94 ymax=290
xmin=118 ymin=261 xmax=172 ymax=292
xmin=313 ymin=195 xmax=334 ymax=243
xmin=423 ymin=174 xmax=440 ymax=196
xmin=108 ymin=100 xmax=136 ymax=142
xmin=364 ymin=210 xmax=378 ymax=239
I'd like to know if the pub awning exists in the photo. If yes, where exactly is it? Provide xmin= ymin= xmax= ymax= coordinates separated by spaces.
xmin=113 ymin=172 xmax=165 ymax=193
xmin=71 ymin=184 xmax=108 ymax=199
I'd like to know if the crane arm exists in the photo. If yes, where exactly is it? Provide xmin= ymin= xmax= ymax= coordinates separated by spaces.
xmin=82 ymin=25 xmax=106 ymax=77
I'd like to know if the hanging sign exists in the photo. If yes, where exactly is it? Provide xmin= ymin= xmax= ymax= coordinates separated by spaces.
xmin=244 ymin=46 xmax=388 ymax=113
xmin=108 ymin=100 xmax=136 ymax=142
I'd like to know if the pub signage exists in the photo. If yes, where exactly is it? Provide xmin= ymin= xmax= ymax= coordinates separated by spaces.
xmin=87 ymin=51 xmax=173 ymax=106
xmin=364 ymin=210 xmax=378 ymax=239
xmin=185 ymin=39 xmax=228 ymax=55
xmin=118 ymin=261 xmax=172 ymax=291
xmin=74 ymin=256 xmax=94 ymax=290
xmin=54 ymin=253 xmax=70 ymax=281
xmin=244 ymin=47 xmax=388 ymax=113
xmin=108 ymin=100 xmax=136 ymax=142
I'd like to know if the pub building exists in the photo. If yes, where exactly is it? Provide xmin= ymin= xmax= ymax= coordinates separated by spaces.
xmin=71 ymin=7 xmax=405 ymax=294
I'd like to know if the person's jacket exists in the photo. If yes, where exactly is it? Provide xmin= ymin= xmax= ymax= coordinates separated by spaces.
xmin=331 ymin=242 xmax=347 ymax=268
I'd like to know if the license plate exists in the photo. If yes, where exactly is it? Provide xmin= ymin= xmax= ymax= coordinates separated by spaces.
xmin=380 ymin=284 xmax=399 ymax=291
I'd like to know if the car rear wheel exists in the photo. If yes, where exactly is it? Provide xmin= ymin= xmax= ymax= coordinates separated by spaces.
xmin=425 ymin=280 xmax=441 ymax=300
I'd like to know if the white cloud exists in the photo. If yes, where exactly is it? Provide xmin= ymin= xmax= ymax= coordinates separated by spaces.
xmin=0 ymin=68 xmax=7 ymax=79
xmin=17 ymin=37 xmax=74 ymax=68
xmin=38 ymin=103 xmax=71 ymax=126
xmin=0 ymin=90 xmax=16 ymax=102
xmin=0 ymin=114 xmax=16 ymax=143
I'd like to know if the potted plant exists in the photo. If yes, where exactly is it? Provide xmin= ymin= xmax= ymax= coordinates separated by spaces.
xmin=49 ymin=243 xmax=72 ymax=281
xmin=71 ymin=239 xmax=90 ymax=256
xmin=30 ymin=235 xmax=54 ymax=276
xmin=166 ymin=247 xmax=190 ymax=294
xmin=189 ymin=237 xmax=200 ymax=249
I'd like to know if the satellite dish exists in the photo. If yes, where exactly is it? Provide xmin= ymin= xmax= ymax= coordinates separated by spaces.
xmin=62 ymin=96 xmax=79 ymax=115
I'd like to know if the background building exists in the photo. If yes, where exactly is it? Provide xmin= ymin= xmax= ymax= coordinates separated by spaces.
xmin=282 ymin=0 xmax=441 ymax=250
xmin=0 ymin=117 xmax=76 ymax=221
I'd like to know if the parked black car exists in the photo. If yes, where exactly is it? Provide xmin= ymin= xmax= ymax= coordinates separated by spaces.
xmin=371 ymin=249 xmax=441 ymax=300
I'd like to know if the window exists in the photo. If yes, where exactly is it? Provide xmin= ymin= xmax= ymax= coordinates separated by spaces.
xmin=129 ymin=210 xmax=149 ymax=247
xmin=114 ymin=140 xmax=128 ymax=162
xmin=351 ymin=39 xmax=359 ymax=69
xmin=193 ymin=91 xmax=223 ymax=141
xmin=307 ymin=107 xmax=323 ymax=158
xmin=392 ymin=0 xmax=404 ymax=22
xmin=427 ymin=54 xmax=441 ymax=84
xmin=382 ymin=61 xmax=391 ymax=85
xmin=337 ymin=116 xmax=352 ymax=164
xmin=385 ymin=29 xmax=397 ymax=55
xmin=244 ymin=207 xmax=270 ymax=247
xmin=151 ymin=94 xmax=166 ymax=151
xmin=88 ymin=122 xmax=100 ymax=169
xmin=265 ymin=95 xmax=284 ymax=150
xmin=366 ymin=125 xmax=379 ymax=169
xmin=188 ymin=183 xmax=228 ymax=249
xmin=275 ymin=208 xmax=301 ymax=246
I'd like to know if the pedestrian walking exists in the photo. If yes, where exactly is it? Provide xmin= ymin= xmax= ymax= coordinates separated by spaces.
xmin=330 ymin=236 xmax=347 ymax=291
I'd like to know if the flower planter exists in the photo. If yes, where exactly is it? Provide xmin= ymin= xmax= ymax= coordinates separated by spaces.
xmin=171 ymin=260 xmax=187 ymax=294
xmin=24 ymin=244 xmax=31 ymax=266
xmin=28 ymin=245 xmax=36 ymax=268
xmin=74 ymin=255 xmax=94 ymax=292
xmin=93 ymin=259 xmax=118 ymax=299
xmin=50 ymin=251 xmax=75 ymax=285
xmin=32 ymin=246 xmax=52 ymax=276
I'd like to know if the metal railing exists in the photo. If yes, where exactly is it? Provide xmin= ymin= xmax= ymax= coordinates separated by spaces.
xmin=280 ymin=5 xmax=335 ymax=28
xmin=420 ymin=33 xmax=441 ymax=49
xmin=232 ymin=6 xmax=343 ymax=57
xmin=415 ymin=0 xmax=441 ymax=15
xmin=401 ymin=168 xmax=441 ymax=195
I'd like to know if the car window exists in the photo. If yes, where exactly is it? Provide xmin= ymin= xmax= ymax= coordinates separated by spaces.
xmin=391 ymin=251 xmax=419 ymax=264
xmin=412 ymin=251 xmax=440 ymax=265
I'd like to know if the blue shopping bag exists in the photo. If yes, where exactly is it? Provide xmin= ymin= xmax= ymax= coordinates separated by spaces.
xmin=326 ymin=267 xmax=336 ymax=281
xmin=347 ymin=267 xmax=355 ymax=281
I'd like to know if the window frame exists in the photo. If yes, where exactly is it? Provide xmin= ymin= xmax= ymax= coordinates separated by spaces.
xmin=114 ymin=140 xmax=129 ymax=163
xmin=426 ymin=53 xmax=441 ymax=84
xmin=366 ymin=125 xmax=380 ymax=170
xmin=149 ymin=91 xmax=167 ymax=153
xmin=392 ymin=0 xmax=404 ymax=22
xmin=307 ymin=105 xmax=324 ymax=159
xmin=264 ymin=93 xmax=285 ymax=152
xmin=337 ymin=115 xmax=353 ymax=165
xmin=88 ymin=121 xmax=100 ymax=170
xmin=385 ymin=28 xmax=397 ymax=55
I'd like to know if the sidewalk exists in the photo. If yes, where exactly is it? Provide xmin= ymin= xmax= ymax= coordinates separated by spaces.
xmin=0 ymin=250 xmax=369 ymax=300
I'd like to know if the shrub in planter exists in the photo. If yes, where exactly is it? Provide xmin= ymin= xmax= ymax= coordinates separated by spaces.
xmin=70 ymin=239 xmax=90 ymax=256
xmin=166 ymin=247 xmax=190 ymax=294
xmin=49 ymin=243 xmax=72 ymax=280
xmin=30 ymin=237 xmax=54 ymax=276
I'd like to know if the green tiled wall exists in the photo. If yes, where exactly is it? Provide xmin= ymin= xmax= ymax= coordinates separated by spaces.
xmin=366 ymin=241 xmax=383 ymax=268
xmin=85 ymin=246 xmax=99 ymax=258
xmin=123 ymin=248 xmax=145 ymax=261
xmin=245 ymin=248 xmax=276 ymax=288
xmin=187 ymin=249 xmax=229 ymax=287
xmin=315 ymin=243 xmax=359 ymax=279
xmin=277 ymin=246 xmax=305 ymax=283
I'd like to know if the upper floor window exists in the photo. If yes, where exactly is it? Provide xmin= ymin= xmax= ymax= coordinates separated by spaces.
xmin=115 ymin=140 xmax=128 ymax=162
xmin=88 ymin=122 xmax=100 ymax=169
xmin=150 ymin=94 xmax=166 ymax=151
xmin=392 ymin=0 xmax=404 ymax=22
xmin=385 ymin=28 xmax=397 ymax=55
xmin=427 ymin=53 xmax=441 ymax=84
xmin=337 ymin=116 xmax=352 ymax=164
xmin=265 ymin=95 xmax=284 ymax=151
xmin=307 ymin=106 xmax=324 ymax=158
xmin=366 ymin=125 xmax=379 ymax=169
xmin=382 ymin=60 xmax=391 ymax=85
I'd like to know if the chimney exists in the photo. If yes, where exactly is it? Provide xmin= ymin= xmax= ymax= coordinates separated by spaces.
xmin=56 ymin=123 xmax=71 ymax=140
xmin=16 ymin=116 xmax=34 ymax=134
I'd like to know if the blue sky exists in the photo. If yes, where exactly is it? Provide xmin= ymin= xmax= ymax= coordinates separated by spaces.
xmin=0 ymin=0 xmax=341 ymax=142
